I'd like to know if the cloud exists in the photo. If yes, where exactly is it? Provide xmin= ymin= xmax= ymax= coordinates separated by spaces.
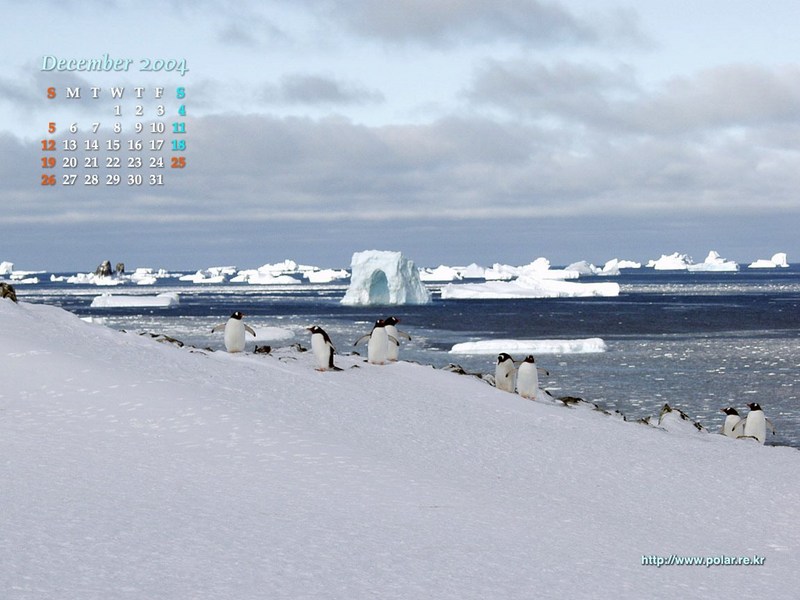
xmin=306 ymin=0 xmax=643 ymax=48
xmin=261 ymin=74 xmax=385 ymax=106
xmin=466 ymin=59 xmax=800 ymax=137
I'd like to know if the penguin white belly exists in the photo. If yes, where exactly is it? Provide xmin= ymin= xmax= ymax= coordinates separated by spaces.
xmin=495 ymin=362 xmax=516 ymax=393
xmin=723 ymin=415 xmax=742 ymax=438
xmin=744 ymin=412 xmax=767 ymax=444
xmin=385 ymin=325 xmax=400 ymax=361
xmin=516 ymin=364 xmax=539 ymax=399
xmin=368 ymin=328 xmax=389 ymax=364
xmin=311 ymin=334 xmax=331 ymax=370
xmin=224 ymin=319 xmax=246 ymax=353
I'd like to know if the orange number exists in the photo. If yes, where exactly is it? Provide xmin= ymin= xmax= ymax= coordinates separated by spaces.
xmin=170 ymin=156 xmax=186 ymax=168
xmin=48 ymin=122 xmax=56 ymax=133
xmin=41 ymin=174 xmax=56 ymax=186
xmin=41 ymin=156 xmax=56 ymax=168
xmin=41 ymin=139 xmax=55 ymax=151
xmin=47 ymin=87 xmax=56 ymax=99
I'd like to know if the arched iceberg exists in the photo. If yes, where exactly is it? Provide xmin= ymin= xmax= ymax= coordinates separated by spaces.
xmin=341 ymin=250 xmax=431 ymax=306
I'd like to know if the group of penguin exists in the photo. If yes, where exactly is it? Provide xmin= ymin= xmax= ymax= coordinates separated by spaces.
xmin=721 ymin=404 xmax=776 ymax=444
xmin=212 ymin=312 xmax=776 ymax=444
xmin=211 ymin=312 xmax=411 ymax=369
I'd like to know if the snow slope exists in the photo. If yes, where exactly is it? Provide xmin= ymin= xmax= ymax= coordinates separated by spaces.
xmin=1 ymin=300 xmax=798 ymax=599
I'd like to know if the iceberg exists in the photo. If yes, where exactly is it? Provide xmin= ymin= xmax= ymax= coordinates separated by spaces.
xmin=749 ymin=252 xmax=789 ymax=269
xmin=686 ymin=251 xmax=739 ymax=272
xmin=441 ymin=275 xmax=620 ymax=299
xmin=0 ymin=261 xmax=14 ymax=275
xmin=90 ymin=292 xmax=180 ymax=308
xmin=304 ymin=269 xmax=349 ymax=283
xmin=419 ymin=265 xmax=464 ymax=282
xmin=341 ymin=250 xmax=431 ymax=306
xmin=450 ymin=338 xmax=607 ymax=355
xmin=647 ymin=252 xmax=692 ymax=270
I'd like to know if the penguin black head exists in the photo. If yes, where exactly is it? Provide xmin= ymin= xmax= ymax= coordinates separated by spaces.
xmin=231 ymin=311 xmax=244 ymax=320
xmin=384 ymin=316 xmax=400 ymax=326
xmin=307 ymin=325 xmax=321 ymax=333
xmin=721 ymin=407 xmax=740 ymax=416
xmin=373 ymin=319 xmax=386 ymax=328
xmin=497 ymin=353 xmax=513 ymax=364
xmin=747 ymin=402 xmax=762 ymax=411
xmin=522 ymin=355 xmax=535 ymax=363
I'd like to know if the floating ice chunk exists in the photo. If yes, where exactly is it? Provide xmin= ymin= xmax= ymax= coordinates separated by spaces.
xmin=0 ymin=261 xmax=14 ymax=275
xmin=565 ymin=261 xmax=599 ymax=276
xmin=304 ymin=269 xmax=349 ymax=283
xmin=179 ymin=271 xmax=225 ymax=284
xmin=441 ymin=275 xmax=619 ymax=299
xmin=749 ymin=252 xmax=789 ymax=269
xmin=450 ymin=338 xmax=607 ymax=355
xmin=90 ymin=292 xmax=180 ymax=308
xmin=686 ymin=251 xmax=739 ymax=272
xmin=419 ymin=265 xmax=464 ymax=282
xmin=647 ymin=252 xmax=692 ymax=270
xmin=341 ymin=250 xmax=431 ymax=305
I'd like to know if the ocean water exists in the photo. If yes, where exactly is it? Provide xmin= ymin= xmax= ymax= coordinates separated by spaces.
xmin=10 ymin=267 xmax=800 ymax=448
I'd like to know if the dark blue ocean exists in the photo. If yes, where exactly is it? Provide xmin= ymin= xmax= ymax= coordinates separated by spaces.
xmin=12 ymin=266 xmax=800 ymax=448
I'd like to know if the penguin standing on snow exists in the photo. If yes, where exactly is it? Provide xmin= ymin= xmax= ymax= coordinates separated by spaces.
xmin=307 ymin=325 xmax=340 ymax=371
xmin=211 ymin=311 xmax=256 ymax=353
xmin=720 ymin=407 xmax=745 ymax=439
xmin=354 ymin=319 xmax=398 ymax=365
xmin=495 ymin=353 xmax=516 ymax=393
xmin=516 ymin=355 xmax=548 ymax=400
xmin=516 ymin=355 xmax=539 ymax=399
xmin=741 ymin=402 xmax=776 ymax=444
xmin=383 ymin=316 xmax=411 ymax=362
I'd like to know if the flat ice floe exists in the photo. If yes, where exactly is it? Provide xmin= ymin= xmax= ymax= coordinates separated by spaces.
xmin=450 ymin=338 xmax=607 ymax=354
xmin=441 ymin=275 xmax=620 ymax=299
xmin=90 ymin=292 xmax=180 ymax=308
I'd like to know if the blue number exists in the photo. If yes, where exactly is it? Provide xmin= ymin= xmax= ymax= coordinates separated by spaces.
xmin=178 ymin=104 xmax=186 ymax=116
xmin=176 ymin=87 xmax=185 ymax=99
xmin=171 ymin=139 xmax=186 ymax=151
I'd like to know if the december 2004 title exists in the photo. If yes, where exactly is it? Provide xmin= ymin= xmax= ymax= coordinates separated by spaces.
xmin=41 ymin=53 xmax=188 ymax=77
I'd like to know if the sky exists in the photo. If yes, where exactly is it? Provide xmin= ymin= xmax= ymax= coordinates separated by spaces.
xmin=1 ymin=0 xmax=799 ymax=270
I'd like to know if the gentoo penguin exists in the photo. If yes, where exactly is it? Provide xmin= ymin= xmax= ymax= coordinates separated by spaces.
xmin=307 ymin=325 xmax=339 ymax=371
xmin=741 ymin=402 xmax=776 ymax=444
xmin=211 ymin=311 xmax=256 ymax=353
xmin=383 ymin=316 xmax=411 ymax=362
xmin=516 ymin=355 xmax=548 ymax=399
xmin=495 ymin=353 xmax=516 ymax=393
xmin=720 ymin=407 xmax=745 ymax=439
xmin=354 ymin=319 xmax=398 ymax=365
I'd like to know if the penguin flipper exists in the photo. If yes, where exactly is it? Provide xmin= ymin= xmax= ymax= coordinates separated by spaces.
xmin=766 ymin=418 xmax=777 ymax=434
xmin=396 ymin=329 xmax=412 ymax=340
xmin=537 ymin=367 xmax=550 ymax=376
xmin=732 ymin=420 xmax=746 ymax=436
xmin=328 ymin=347 xmax=335 ymax=370
xmin=211 ymin=323 xmax=226 ymax=333
xmin=245 ymin=324 xmax=257 ymax=337
xmin=388 ymin=335 xmax=399 ymax=346
xmin=354 ymin=334 xmax=371 ymax=347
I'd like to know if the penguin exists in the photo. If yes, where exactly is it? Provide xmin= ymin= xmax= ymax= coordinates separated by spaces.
xmin=211 ymin=311 xmax=256 ymax=353
xmin=516 ymin=355 xmax=548 ymax=400
xmin=720 ymin=407 xmax=745 ymax=439
xmin=494 ymin=353 xmax=516 ymax=393
xmin=740 ymin=402 xmax=776 ymax=444
xmin=307 ymin=325 xmax=340 ymax=371
xmin=354 ymin=319 xmax=398 ymax=365
xmin=383 ymin=316 xmax=411 ymax=362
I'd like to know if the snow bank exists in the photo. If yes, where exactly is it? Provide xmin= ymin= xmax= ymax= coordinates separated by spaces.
xmin=341 ymin=250 xmax=431 ymax=305
xmin=450 ymin=338 xmax=607 ymax=354
xmin=749 ymin=252 xmax=790 ymax=269
xmin=1 ymin=300 xmax=798 ymax=599
xmin=90 ymin=292 xmax=180 ymax=308
xmin=441 ymin=275 xmax=620 ymax=299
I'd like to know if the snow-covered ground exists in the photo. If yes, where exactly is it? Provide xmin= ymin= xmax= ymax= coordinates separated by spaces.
xmin=1 ymin=300 xmax=798 ymax=599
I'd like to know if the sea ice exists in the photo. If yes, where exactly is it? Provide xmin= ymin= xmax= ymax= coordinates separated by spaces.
xmin=90 ymin=292 xmax=180 ymax=308
xmin=341 ymin=250 xmax=431 ymax=305
xmin=441 ymin=275 xmax=620 ymax=299
xmin=450 ymin=338 xmax=607 ymax=355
